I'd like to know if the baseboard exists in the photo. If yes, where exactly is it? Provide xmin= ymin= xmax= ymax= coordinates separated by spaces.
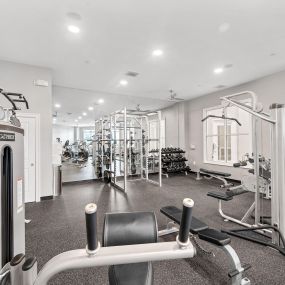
xmin=40 ymin=195 xmax=53 ymax=201
xmin=62 ymin=178 xmax=98 ymax=186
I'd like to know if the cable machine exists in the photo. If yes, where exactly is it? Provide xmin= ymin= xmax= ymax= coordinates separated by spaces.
xmin=205 ymin=91 xmax=285 ymax=254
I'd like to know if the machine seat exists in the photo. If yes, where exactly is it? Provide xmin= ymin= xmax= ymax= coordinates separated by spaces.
xmin=207 ymin=191 xmax=233 ymax=201
xmin=160 ymin=206 xmax=208 ymax=234
xmin=109 ymin=262 xmax=153 ymax=285
xmin=200 ymin=168 xmax=231 ymax=177
xmin=103 ymin=211 xmax=157 ymax=285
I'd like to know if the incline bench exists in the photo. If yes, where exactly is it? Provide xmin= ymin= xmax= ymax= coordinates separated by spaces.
xmin=159 ymin=206 xmax=250 ymax=285
xmin=196 ymin=168 xmax=233 ymax=188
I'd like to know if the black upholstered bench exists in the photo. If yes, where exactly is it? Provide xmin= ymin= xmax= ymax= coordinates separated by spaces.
xmin=103 ymin=212 xmax=157 ymax=285
xmin=160 ymin=206 xmax=231 ymax=246
xmin=200 ymin=168 xmax=231 ymax=177
xmin=196 ymin=168 xmax=233 ymax=188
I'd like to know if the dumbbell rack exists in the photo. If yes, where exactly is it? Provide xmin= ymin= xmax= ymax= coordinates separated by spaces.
xmin=160 ymin=148 xmax=189 ymax=178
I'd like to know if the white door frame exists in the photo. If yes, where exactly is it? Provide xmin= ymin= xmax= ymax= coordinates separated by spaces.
xmin=18 ymin=113 xmax=41 ymax=202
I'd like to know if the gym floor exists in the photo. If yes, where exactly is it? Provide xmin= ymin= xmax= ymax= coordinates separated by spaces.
xmin=25 ymin=174 xmax=285 ymax=284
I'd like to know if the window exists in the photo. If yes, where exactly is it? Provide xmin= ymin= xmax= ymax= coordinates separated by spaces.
xmin=203 ymin=104 xmax=252 ymax=166
xmin=149 ymin=119 xmax=166 ymax=150
xmin=83 ymin=129 xmax=95 ymax=141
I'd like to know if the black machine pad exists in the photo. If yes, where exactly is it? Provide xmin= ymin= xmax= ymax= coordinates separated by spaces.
xmin=103 ymin=212 xmax=157 ymax=285
xmin=200 ymin=168 xmax=231 ymax=177
xmin=109 ymin=262 xmax=153 ymax=285
xmin=198 ymin=228 xmax=231 ymax=246
xmin=160 ymin=206 xmax=208 ymax=234
xmin=207 ymin=191 xmax=233 ymax=201
xmin=160 ymin=206 xmax=231 ymax=246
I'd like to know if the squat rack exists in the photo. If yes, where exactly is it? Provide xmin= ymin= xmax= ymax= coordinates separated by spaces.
xmin=94 ymin=107 xmax=162 ymax=192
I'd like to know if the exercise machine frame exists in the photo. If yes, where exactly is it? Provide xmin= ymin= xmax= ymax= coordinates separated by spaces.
xmin=109 ymin=107 xmax=162 ymax=192
xmin=210 ymin=91 xmax=285 ymax=249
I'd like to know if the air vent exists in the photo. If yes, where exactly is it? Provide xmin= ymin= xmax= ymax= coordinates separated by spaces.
xmin=126 ymin=71 xmax=139 ymax=77
xmin=215 ymin=85 xmax=227 ymax=89
xmin=67 ymin=112 xmax=72 ymax=115
xmin=224 ymin=64 xmax=233 ymax=69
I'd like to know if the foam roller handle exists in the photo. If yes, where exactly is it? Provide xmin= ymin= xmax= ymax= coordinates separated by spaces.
xmin=85 ymin=203 xmax=98 ymax=253
xmin=178 ymin=198 xmax=194 ymax=244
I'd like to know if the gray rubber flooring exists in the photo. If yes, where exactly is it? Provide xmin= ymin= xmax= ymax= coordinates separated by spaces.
xmin=25 ymin=173 xmax=285 ymax=284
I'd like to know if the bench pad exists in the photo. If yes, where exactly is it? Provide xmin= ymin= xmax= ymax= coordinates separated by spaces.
xmin=198 ymin=228 xmax=231 ymax=246
xmin=160 ymin=206 xmax=208 ymax=234
xmin=207 ymin=191 xmax=233 ymax=201
xmin=200 ymin=168 xmax=231 ymax=177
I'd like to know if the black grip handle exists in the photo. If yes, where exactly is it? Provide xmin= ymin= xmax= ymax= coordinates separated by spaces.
xmin=178 ymin=198 xmax=194 ymax=244
xmin=233 ymin=162 xmax=241 ymax=167
xmin=85 ymin=203 xmax=98 ymax=253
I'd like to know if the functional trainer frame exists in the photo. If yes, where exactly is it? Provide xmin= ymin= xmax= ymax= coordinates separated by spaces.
xmin=207 ymin=91 xmax=285 ymax=251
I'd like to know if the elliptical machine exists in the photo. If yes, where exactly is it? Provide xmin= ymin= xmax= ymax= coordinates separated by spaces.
xmin=0 ymin=88 xmax=29 ymax=284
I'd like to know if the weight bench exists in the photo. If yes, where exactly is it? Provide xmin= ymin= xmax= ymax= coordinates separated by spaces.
xmin=159 ymin=206 xmax=250 ymax=285
xmin=196 ymin=168 xmax=233 ymax=188
xmin=207 ymin=190 xmax=253 ymax=227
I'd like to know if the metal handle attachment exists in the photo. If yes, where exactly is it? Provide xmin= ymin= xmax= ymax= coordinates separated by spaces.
xmin=85 ymin=203 xmax=100 ymax=255
xmin=177 ymin=198 xmax=194 ymax=247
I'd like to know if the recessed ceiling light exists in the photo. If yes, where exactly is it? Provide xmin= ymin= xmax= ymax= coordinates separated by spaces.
xmin=214 ymin=67 xmax=224 ymax=74
xmin=78 ymin=116 xmax=82 ymax=119
xmin=83 ymin=112 xmax=87 ymax=116
xmin=88 ymin=106 xmax=94 ymax=111
xmin=119 ymin=80 xmax=128 ymax=86
xmin=98 ymin=98 xmax=104 ymax=104
xmin=55 ymin=103 xmax=61 ymax=108
xmin=53 ymin=117 xmax=57 ymax=121
xmin=67 ymin=25 xmax=80 ymax=34
xmin=75 ymin=119 xmax=78 ymax=122
xmin=152 ymin=49 xmax=163 ymax=57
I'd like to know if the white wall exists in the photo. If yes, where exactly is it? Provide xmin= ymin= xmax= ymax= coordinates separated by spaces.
xmin=0 ymin=60 xmax=53 ymax=197
xmin=53 ymin=124 xmax=75 ymax=144
xmin=162 ymin=70 xmax=285 ymax=180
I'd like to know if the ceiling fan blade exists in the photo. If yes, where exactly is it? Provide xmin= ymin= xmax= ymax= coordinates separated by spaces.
xmin=168 ymin=97 xmax=184 ymax=102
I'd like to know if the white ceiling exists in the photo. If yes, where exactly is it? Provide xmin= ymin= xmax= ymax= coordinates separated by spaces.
xmin=1 ymin=0 xmax=285 ymax=124
xmin=52 ymin=85 xmax=172 ymax=126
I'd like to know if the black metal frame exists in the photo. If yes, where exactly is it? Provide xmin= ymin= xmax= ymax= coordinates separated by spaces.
xmin=0 ymin=88 xmax=29 ymax=110
xmin=222 ymin=225 xmax=285 ymax=256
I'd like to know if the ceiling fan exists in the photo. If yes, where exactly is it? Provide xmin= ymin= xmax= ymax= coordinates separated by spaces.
xmin=167 ymin=89 xmax=184 ymax=102
xmin=131 ymin=104 xmax=153 ymax=114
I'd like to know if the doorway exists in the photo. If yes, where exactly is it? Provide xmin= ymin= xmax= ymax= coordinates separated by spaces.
xmin=18 ymin=113 xmax=40 ymax=203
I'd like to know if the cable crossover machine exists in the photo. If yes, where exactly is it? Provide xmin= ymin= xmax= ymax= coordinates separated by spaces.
xmin=204 ymin=91 xmax=285 ymax=255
